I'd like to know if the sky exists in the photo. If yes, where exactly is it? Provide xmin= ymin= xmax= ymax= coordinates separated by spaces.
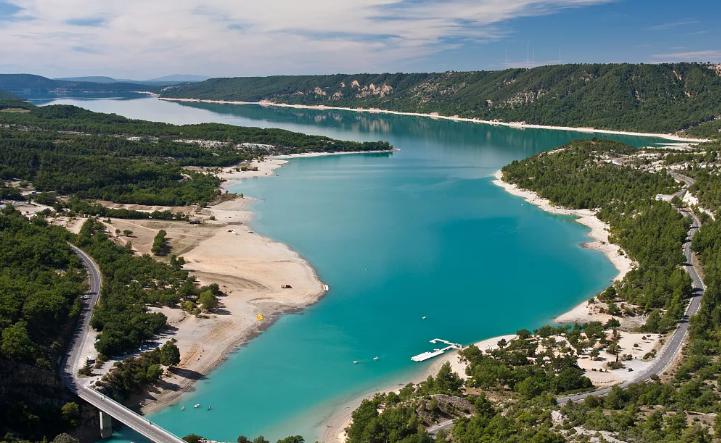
xmin=0 ymin=0 xmax=719 ymax=79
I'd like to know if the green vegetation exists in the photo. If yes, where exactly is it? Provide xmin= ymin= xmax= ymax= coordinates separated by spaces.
xmin=346 ymin=361 xmax=565 ymax=443
xmin=503 ymin=140 xmax=691 ymax=331
xmin=96 ymin=340 xmax=181 ymax=401
xmin=0 ymin=74 xmax=156 ymax=99
xmin=0 ymin=206 xmax=86 ymax=440
xmin=0 ymin=206 xmax=84 ymax=364
xmin=159 ymin=339 xmax=181 ymax=366
xmin=547 ymin=213 xmax=721 ymax=441
xmin=198 ymin=290 xmax=218 ymax=311
xmin=461 ymin=331 xmax=592 ymax=398
xmin=161 ymin=63 xmax=721 ymax=135
xmin=0 ymin=99 xmax=391 ymax=206
xmin=151 ymin=229 xmax=171 ymax=256
xmin=76 ymin=218 xmax=217 ymax=356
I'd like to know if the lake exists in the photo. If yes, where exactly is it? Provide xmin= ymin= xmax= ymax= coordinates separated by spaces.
xmin=43 ymin=97 xmax=667 ymax=442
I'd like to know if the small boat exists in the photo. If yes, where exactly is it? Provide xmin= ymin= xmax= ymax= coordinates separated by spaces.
xmin=372 ymin=356 xmax=380 ymax=361
xmin=421 ymin=315 xmax=427 ymax=320
xmin=180 ymin=406 xmax=185 ymax=411
xmin=193 ymin=403 xmax=201 ymax=409
xmin=352 ymin=360 xmax=359 ymax=365
xmin=207 ymin=405 xmax=212 ymax=411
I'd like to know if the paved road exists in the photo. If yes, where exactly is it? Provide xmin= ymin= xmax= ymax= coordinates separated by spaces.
xmin=63 ymin=244 xmax=186 ymax=443
xmin=430 ymin=173 xmax=706 ymax=433
xmin=558 ymin=172 xmax=704 ymax=403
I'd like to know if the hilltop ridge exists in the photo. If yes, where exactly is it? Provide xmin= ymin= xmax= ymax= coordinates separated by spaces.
xmin=161 ymin=63 xmax=721 ymax=137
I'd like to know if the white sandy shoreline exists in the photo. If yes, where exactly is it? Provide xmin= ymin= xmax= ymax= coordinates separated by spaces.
xmin=491 ymin=170 xmax=634 ymax=286
xmin=161 ymin=97 xmax=708 ymax=144
xmin=491 ymin=169 xmax=636 ymax=324
xmin=133 ymin=150 xmax=394 ymax=414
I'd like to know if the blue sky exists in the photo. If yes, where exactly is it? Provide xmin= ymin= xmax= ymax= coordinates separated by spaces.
xmin=0 ymin=0 xmax=719 ymax=78
xmin=419 ymin=0 xmax=721 ymax=71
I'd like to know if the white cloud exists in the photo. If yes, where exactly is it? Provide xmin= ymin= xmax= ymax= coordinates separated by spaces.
xmin=651 ymin=49 xmax=721 ymax=62
xmin=0 ymin=0 xmax=612 ymax=77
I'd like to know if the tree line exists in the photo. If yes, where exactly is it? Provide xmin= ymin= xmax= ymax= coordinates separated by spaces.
xmin=160 ymin=63 xmax=721 ymax=135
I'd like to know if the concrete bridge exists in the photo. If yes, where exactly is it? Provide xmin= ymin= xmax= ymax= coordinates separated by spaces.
xmin=63 ymin=244 xmax=186 ymax=443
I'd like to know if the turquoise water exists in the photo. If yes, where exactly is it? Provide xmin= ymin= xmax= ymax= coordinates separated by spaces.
xmin=45 ymin=98 xmax=668 ymax=442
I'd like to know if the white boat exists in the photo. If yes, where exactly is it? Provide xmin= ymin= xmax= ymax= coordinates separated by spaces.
xmin=193 ymin=403 xmax=201 ymax=409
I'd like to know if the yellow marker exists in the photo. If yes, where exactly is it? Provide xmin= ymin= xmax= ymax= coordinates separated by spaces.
xmin=256 ymin=313 xmax=265 ymax=322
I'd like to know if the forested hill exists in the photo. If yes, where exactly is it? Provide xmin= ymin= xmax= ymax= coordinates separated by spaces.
xmin=0 ymin=74 xmax=158 ymax=99
xmin=0 ymin=100 xmax=391 ymax=205
xmin=160 ymin=63 xmax=721 ymax=137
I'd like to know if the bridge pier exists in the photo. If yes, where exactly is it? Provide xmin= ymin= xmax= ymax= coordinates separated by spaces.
xmin=99 ymin=410 xmax=113 ymax=439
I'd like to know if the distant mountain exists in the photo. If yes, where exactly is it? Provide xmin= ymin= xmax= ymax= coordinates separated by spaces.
xmin=55 ymin=76 xmax=122 ymax=84
xmin=55 ymin=74 xmax=208 ymax=85
xmin=160 ymin=63 xmax=721 ymax=137
xmin=148 ymin=74 xmax=209 ymax=83
xmin=0 ymin=74 xmax=158 ymax=98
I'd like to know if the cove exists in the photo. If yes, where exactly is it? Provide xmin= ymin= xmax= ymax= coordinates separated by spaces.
xmin=44 ymin=97 xmax=669 ymax=442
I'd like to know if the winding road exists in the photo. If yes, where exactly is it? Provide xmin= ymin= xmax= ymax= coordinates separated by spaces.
xmin=63 ymin=244 xmax=185 ymax=443
xmin=557 ymin=172 xmax=705 ymax=403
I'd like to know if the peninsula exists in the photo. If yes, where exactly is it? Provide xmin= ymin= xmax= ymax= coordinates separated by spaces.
xmin=0 ymin=96 xmax=392 ymax=441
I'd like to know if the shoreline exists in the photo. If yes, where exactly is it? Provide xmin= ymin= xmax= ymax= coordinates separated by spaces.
xmin=319 ymin=334 xmax=518 ymax=443
xmin=217 ymin=150 xmax=394 ymax=189
xmin=491 ymin=169 xmax=635 ymax=323
xmin=160 ymin=97 xmax=708 ymax=144
xmin=137 ymin=151 xmax=392 ymax=414
xmin=319 ymin=170 xmax=636 ymax=441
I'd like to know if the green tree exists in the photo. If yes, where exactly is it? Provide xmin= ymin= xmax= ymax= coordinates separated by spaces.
xmin=60 ymin=402 xmax=80 ymax=427
xmin=51 ymin=434 xmax=80 ymax=443
xmin=1 ymin=321 xmax=35 ymax=361
xmin=160 ymin=340 xmax=181 ymax=367
xmin=152 ymin=229 xmax=170 ymax=256
xmin=198 ymin=289 xmax=218 ymax=311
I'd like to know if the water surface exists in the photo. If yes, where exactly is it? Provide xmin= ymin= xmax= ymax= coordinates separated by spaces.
xmin=43 ymin=97 xmax=666 ymax=442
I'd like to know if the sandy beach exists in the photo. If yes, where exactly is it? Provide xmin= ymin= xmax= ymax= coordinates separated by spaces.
xmin=161 ymin=97 xmax=708 ymax=144
xmin=67 ymin=154 xmax=338 ymax=413
xmin=96 ymin=151 xmax=395 ymax=413
xmin=86 ymin=195 xmax=327 ymax=413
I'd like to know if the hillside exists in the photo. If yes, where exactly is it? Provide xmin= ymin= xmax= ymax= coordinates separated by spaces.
xmin=0 ymin=74 xmax=158 ymax=98
xmin=160 ymin=63 xmax=721 ymax=137
xmin=0 ymin=99 xmax=391 ymax=206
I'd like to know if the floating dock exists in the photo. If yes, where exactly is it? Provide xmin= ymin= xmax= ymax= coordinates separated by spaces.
xmin=411 ymin=338 xmax=462 ymax=362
